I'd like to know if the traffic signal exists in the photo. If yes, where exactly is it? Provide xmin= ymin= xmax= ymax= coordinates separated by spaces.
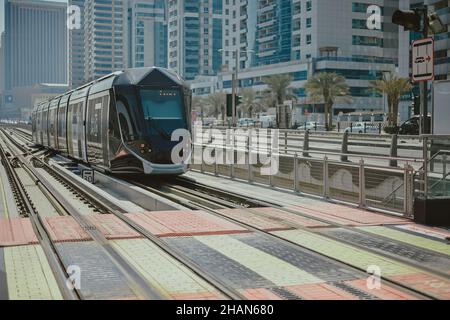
xmin=392 ymin=9 xmax=422 ymax=32
xmin=412 ymin=95 xmax=420 ymax=115
xmin=226 ymin=94 xmax=242 ymax=117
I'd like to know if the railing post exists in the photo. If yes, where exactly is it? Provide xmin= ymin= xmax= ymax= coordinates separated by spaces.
xmin=302 ymin=130 xmax=310 ymax=158
xmin=269 ymin=152 xmax=274 ymax=187
xmin=294 ymin=153 xmax=299 ymax=193
xmin=389 ymin=134 xmax=398 ymax=167
xmin=443 ymin=154 xmax=447 ymax=194
xmin=200 ymin=145 xmax=205 ymax=173
xmin=359 ymin=159 xmax=366 ymax=208
xmin=404 ymin=164 xmax=415 ymax=217
xmin=284 ymin=131 xmax=288 ymax=154
xmin=341 ymin=131 xmax=349 ymax=162
xmin=423 ymin=137 xmax=428 ymax=198
xmin=323 ymin=156 xmax=329 ymax=199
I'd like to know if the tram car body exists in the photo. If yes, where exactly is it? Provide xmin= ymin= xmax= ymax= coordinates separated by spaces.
xmin=31 ymin=67 xmax=191 ymax=175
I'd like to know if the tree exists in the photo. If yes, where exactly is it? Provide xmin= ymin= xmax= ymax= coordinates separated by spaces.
xmin=304 ymin=72 xmax=351 ymax=131
xmin=262 ymin=74 xmax=294 ymax=105
xmin=205 ymin=92 xmax=225 ymax=119
xmin=239 ymin=88 xmax=257 ymax=118
xmin=371 ymin=72 xmax=412 ymax=126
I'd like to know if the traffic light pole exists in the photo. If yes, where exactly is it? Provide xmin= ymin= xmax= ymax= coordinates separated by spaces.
xmin=420 ymin=6 xmax=429 ymax=135
xmin=232 ymin=49 xmax=239 ymax=127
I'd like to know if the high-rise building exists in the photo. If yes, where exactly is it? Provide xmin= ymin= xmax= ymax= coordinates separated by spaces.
xmin=255 ymin=0 xmax=293 ymax=66
xmin=221 ymin=0 xmax=257 ymax=71
xmin=69 ymin=0 xmax=86 ymax=89
xmin=0 ymin=32 xmax=4 ymax=110
xmin=427 ymin=0 xmax=449 ymax=80
xmin=0 ymin=32 xmax=4 ymax=93
xmin=168 ymin=0 xmax=223 ymax=80
xmin=3 ymin=0 xmax=68 ymax=90
xmin=194 ymin=0 xmax=407 ymax=118
xmin=127 ymin=0 xmax=168 ymax=68
xmin=84 ymin=0 xmax=128 ymax=82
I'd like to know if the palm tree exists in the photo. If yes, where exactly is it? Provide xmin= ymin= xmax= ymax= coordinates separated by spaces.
xmin=263 ymin=74 xmax=294 ymax=105
xmin=371 ymin=72 xmax=412 ymax=126
xmin=304 ymin=72 xmax=351 ymax=131
xmin=205 ymin=92 xmax=225 ymax=119
xmin=239 ymin=88 xmax=257 ymax=118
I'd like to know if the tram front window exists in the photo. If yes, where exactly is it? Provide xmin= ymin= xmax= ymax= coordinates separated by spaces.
xmin=140 ymin=89 xmax=187 ymax=138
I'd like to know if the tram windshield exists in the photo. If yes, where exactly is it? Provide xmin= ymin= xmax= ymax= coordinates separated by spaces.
xmin=140 ymin=88 xmax=187 ymax=139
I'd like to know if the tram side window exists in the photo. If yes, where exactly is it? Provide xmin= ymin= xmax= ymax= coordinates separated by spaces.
xmin=88 ymin=98 xmax=102 ymax=144
xmin=58 ymin=105 xmax=66 ymax=138
xmin=115 ymin=89 xmax=142 ymax=143
xmin=108 ymin=98 xmax=122 ymax=159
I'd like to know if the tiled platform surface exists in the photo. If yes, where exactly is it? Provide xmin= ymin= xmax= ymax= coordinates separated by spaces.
xmin=0 ymin=218 xmax=39 ymax=246
xmin=111 ymin=238 xmax=225 ymax=300
xmin=55 ymin=241 xmax=140 ymax=300
xmin=126 ymin=210 xmax=249 ymax=237
xmin=319 ymin=227 xmax=450 ymax=274
xmin=164 ymin=234 xmax=420 ymax=300
xmin=288 ymin=203 xmax=412 ymax=226
xmin=217 ymin=207 xmax=328 ymax=231
xmin=43 ymin=215 xmax=143 ymax=242
xmin=3 ymin=245 xmax=62 ymax=300
xmin=273 ymin=229 xmax=450 ymax=300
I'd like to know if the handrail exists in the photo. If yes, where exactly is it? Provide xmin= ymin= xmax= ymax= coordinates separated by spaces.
xmin=193 ymin=142 xmax=424 ymax=163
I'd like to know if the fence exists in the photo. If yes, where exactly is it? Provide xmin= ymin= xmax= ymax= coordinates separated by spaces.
xmin=199 ymin=127 xmax=424 ymax=168
xmin=189 ymin=141 xmax=420 ymax=217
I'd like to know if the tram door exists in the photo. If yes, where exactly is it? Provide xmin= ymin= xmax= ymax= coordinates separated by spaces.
xmin=86 ymin=92 xmax=109 ymax=167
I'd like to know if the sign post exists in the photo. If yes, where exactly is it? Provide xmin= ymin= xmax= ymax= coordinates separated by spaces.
xmin=412 ymin=37 xmax=434 ymax=135
xmin=412 ymin=38 xmax=434 ymax=82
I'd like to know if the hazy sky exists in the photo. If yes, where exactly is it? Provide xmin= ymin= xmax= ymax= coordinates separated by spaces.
xmin=0 ymin=0 xmax=68 ymax=34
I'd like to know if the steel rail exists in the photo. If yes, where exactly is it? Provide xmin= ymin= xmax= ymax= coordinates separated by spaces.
xmin=173 ymin=177 xmax=450 ymax=283
xmin=129 ymin=178 xmax=434 ymax=300
xmin=0 ymin=132 xmax=80 ymax=300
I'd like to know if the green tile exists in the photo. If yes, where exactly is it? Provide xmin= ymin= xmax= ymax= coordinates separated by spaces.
xmin=357 ymin=226 xmax=450 ymax=256
xmin=272 ymin=230 xmax=417 ymax=276
xmin=111 ymin=239 xmax=221 ymax=298
xmin=195 ymin=235 xmax=323 ymax=286
xmin=4 ymin=245 xmax=62 ymax=300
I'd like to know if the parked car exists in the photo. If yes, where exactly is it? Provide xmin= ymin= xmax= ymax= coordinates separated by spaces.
xmin=238 ymin=118 xmax=255 ymax=127
xmin=297 ymin=122 xmax=326 ymax=132
xmin=398 ymin=116 xmax=431 ymax=135
xmin=344 ymin=122 xmax=380 ymax=134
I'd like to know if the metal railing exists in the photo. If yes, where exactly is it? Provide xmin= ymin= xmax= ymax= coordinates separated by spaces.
xmin=190 ymin=141 xmax=420 ymax=217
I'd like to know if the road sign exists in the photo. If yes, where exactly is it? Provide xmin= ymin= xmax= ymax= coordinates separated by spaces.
xmin=82 ymin=169 xmax=94 ymax=184
xmin=412 ymin=38 xmax=434 ymax=83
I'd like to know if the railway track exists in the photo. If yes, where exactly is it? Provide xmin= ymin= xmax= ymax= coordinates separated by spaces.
xmin=129 ymin=176 xmax=450 ymax=300
xmin=3 ymin=126 xmax=449 ymax=300
xmin=0 ymin=127 xmax=243 ymax=300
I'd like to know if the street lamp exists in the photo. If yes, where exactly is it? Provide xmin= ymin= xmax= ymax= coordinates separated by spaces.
xmin=219 ymin=48 xmax=254 ymax=127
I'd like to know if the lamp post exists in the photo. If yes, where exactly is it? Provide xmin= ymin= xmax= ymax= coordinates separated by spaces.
xmin=219 ymin=48 xmax=254 ymax=126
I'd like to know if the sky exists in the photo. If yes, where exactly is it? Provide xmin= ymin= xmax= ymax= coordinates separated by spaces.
xmin=0 ymin=0 xmax=68 ymax=34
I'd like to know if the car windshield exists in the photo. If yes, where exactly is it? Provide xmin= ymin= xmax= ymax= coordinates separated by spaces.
xmin=140 ymin=89 xmax=187 ymax=138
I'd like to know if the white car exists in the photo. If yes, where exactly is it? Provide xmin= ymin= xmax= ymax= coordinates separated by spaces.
xmin=344 ymin=122 xmax=379 ymax=134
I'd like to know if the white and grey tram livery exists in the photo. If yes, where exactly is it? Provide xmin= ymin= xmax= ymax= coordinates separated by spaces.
xmin=32 ymin=67 xmax=191 ymax=175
